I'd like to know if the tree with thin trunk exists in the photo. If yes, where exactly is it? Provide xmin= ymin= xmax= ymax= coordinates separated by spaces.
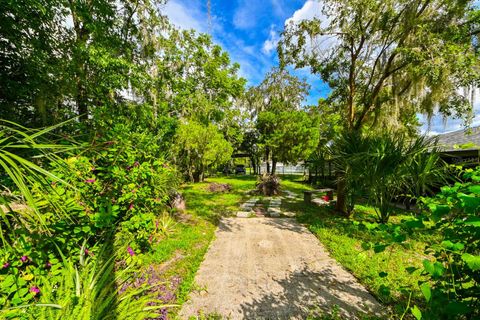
xmin=247 ymin=67 xmax=317 ymax=173
xmin=279 ymin=0 xmax=480 ymax=214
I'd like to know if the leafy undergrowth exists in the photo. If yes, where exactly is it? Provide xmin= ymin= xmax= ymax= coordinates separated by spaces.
xmin=140 ymin=175 xmax=256 ymax=318
xmin=279 ymin=176 xmax=436 ymax=318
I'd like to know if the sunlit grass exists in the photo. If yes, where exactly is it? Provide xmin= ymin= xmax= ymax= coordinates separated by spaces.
xmin=279 ymin=176 xmax=434 ymax=316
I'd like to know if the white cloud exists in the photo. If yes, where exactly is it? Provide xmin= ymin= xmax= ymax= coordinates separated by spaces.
xmin=162 ymin=0 xmax=206 ymax=32
xmin=285 ymin=0 xmax=325 ymax=25
xmin=262 ymin=26 xmax=280 ymax=55
xmin=282 ymin=0 xmax=338 ymax=59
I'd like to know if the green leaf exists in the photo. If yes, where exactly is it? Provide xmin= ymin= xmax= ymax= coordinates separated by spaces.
xmin=393 ymin=234 xmax=406 ymax=243
xmin=441 ymin=240 xmax=465 ymax=251
xmin=373 ymin=244 xmax=387 ymax=253
xmin=459 ymin=195 xmax=480 ymax=213
xmin=420 ymin=283 xmax=431 ymax=302
xmin=429 ymin=204 xmax=450 ymax=222
xmin=17 ymin=287 xmax=29 ymax=297
xmin=1 ymin=275 xmax=15 ymax=289
xmin=464 ymin=216 xmax=480 ymax=227
xmin=429 ymin=204 xmax=450 ymax=215
xmin=461 ymin=253 xmax=480 ymax=271
xmin=411 ymin=305 xmax=422 ymax=320
xmin=378 ymin=284 xmax=390 ymax=297
xmin=405 ymin=267 xmax=419 ymax=274
xmin=423 ymin=260 xmax=445 ymax=278
xmin=361 ymin=242 xmax=371 ymax=250
xmin=405 ymin=219 xmax=424 ymax=229
xmin=468 ymin=185 xmax=480 ymax=194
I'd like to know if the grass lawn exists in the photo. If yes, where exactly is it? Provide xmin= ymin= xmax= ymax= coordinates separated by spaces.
xmin=279 ymin=176 xmax=435 ymax=317
xmin=139 ymin=175 xmax=257 ymax=317
xmin=146 ymin=174 xmax=434 ymax=318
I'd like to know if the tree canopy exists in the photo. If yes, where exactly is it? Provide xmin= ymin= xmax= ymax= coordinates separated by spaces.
xmin=279 ymin=0 xmax=480 ymax=134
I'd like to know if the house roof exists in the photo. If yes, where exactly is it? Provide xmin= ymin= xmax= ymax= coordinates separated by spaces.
xmin=436 ymin=126 xmax=480 ymax=152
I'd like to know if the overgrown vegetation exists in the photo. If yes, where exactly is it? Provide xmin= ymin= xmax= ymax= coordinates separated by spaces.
xmin=2 ymin=0 xmax=480 ymax=319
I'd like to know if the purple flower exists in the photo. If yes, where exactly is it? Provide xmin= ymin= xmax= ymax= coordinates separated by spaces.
xmin=20 ymin=256 xmax=28 ymax=263
xmin=85 ymin=179 xmax=96 ymax=183
xmin=46 ymin=261 xmax=52 ymax=268
xmin=127 ymin=247 xmax=135 ymax=257
xmin=133 ymin=161 xmax=140 ymax=167
xmin=2 ymin=262 xmax=9 ymax=269
xmin=30 ymin=286 xmax=40 ymax=295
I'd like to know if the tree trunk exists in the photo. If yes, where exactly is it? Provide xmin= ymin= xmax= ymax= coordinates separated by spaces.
xmin=193 ymin=171 xmax=201 ymax=183
xmin=265 ymin=147 xmax=270 ymax=174
xmin=34 ymin=94 xmax=47 ymax=126
xmin=76 ymin=83 xmax=88 ymax=121
xmin=250 ymin=156 xmax=257 ymax=175
xmin=69 ymin=0 xmax=90 ymax=122
xmin=335 ymin=178 xmax=348 ymax=215
xmin=271 ymin=156 xmax=277 ymax=175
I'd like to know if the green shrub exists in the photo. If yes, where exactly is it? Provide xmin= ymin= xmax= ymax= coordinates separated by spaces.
xmin=411 ymin=167 xmax=480 ymax=319
xmin=32 ymin=123 xmax=179 ymax=253
xmin=365 ymin=167 xmax=480 ymax=319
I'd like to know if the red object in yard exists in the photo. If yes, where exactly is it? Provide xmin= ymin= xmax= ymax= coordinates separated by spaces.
xmin=322 ymin=195 xmax=330 ymax=201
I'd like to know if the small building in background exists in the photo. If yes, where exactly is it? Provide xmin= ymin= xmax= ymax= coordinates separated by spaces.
xmin=436 ymin=126 xmax=480 ymax=166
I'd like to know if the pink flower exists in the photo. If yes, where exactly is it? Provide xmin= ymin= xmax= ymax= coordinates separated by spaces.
xmin=85 ymin=179 xmax=96 ymax=183
xmin=2 ymin=262 xmax=9 ymax=269
xmin=133 ymin=161 xmax=140 ymax=167
xmin=128 ymin=203 xmax=134 ymax=210
xmin=127 ymin=247 xmax=135 ymax=256
xmin=46 ymin=261 xmax=52 ymax=268
xmin=30 ymin=287 xmax=40 ymax=295
xmin=84 ymin=248 xmax=90 ymax=256
xmin=20 ymin=256 xmax=28 ymax=263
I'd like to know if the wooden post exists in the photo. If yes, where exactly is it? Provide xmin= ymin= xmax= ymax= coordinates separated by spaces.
xmin=304 ymin=191 xmax=313 ymax=204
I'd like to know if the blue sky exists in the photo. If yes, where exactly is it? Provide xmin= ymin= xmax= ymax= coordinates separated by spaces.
xmin=163 ymin=0 xmax=480 ymax=134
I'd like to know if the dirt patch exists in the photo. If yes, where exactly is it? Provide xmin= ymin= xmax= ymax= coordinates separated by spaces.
xmin=252 ymin=204 xmax=266 ymax=217
xmin=206 ymin=183 xmax=232 ymax=193
xmin=180 ymin=218 xmax=384 ymax=320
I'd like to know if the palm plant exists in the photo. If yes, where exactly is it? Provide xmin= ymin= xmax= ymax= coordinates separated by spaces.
xmin=0 ymin=120 xmax=74 ymax=245
xmin=2 ymin=242 xmax=169 ymax=320
xmin=330 ymin=131 xmax=370 ymax=215
xmin=331 ymin=131 xmax=443 ymax=222
xmin=403 ymin=142 xmax=448 ymax=201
